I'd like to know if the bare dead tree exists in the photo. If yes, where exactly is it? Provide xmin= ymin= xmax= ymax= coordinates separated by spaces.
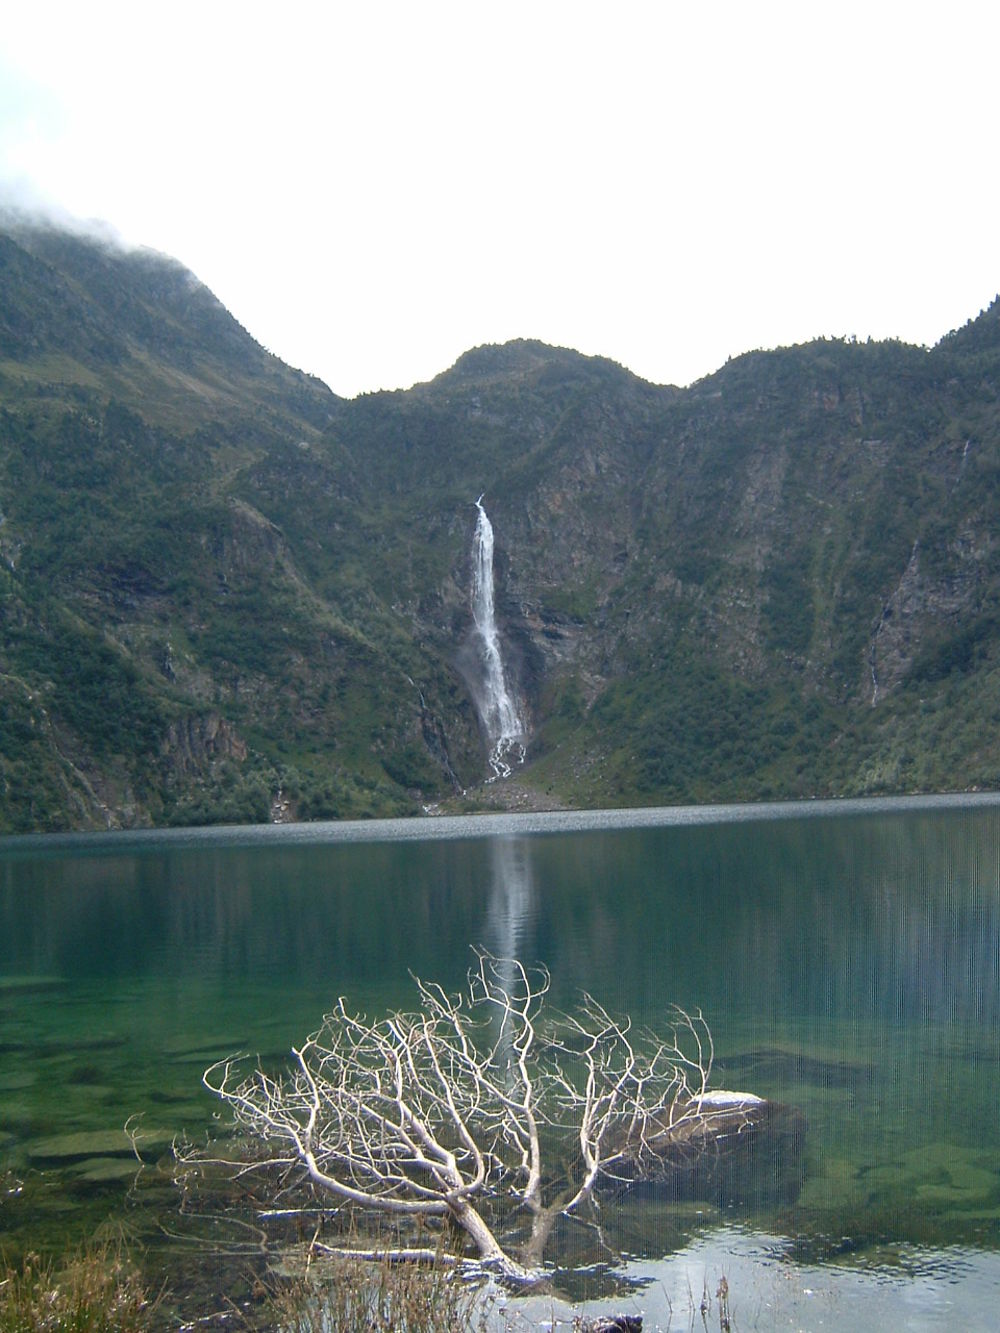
xmin=194 ymin=951 xmax=723 ymax=1284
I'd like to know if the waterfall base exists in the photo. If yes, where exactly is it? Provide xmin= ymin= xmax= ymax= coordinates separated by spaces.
xmin=487 ymin=736 xmax=526 ymax=782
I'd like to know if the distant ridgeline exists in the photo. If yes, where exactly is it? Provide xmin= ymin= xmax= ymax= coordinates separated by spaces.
xmin=1 ymin=218 xmax=999 ymax=832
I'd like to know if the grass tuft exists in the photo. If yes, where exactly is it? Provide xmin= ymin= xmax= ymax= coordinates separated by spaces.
xmin=264 ymin=1253 xmax=493 ymax=1333
xmin=0 ymin=1246 xmax=155 ymax=1333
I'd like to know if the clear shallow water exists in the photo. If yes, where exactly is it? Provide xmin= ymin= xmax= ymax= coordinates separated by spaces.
xmin=1 ymin=795 xmax=1000 ymax=1326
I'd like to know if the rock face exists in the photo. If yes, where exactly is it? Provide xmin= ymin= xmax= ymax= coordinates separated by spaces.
xmin=3 ymin=219 xmax=1000 ymax=831
xmin=162 ymin=713 xmax=247 ymax=777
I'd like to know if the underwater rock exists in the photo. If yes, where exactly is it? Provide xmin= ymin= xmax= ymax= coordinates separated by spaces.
xmin=717 ymin=1048 xmax=875 ymax=1089
xmin=605 ymin=1093 xmax=807 ymax=1207
xmin=0 ymin=1071 xmax=37 ymax=1091
xmin=796 ymin=1155 xmax=868 ymax=1210
xmin=0 ymin=976 xmax=66 ymax=994
xmin=27 ymin=1127 xmax=173 ymax=1164
xmin=72 ymin=1156 xmax=145 ymax=1183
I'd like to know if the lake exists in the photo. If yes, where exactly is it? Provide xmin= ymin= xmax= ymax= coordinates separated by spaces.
xmin=2 ymin=794 xmax=1000 ymax=1329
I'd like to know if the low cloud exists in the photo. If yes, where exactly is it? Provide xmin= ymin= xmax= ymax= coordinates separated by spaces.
xmin=0 ymin=179 xmax=127 ymax=250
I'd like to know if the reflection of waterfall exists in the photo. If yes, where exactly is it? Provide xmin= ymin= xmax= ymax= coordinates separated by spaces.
xmin=471 ymin=496 xmax=525 ymax=779
xmin=485 ymin=837 xmax=536 ymax=964
xmin=484 ymin=838 xmax=538 ymax=1077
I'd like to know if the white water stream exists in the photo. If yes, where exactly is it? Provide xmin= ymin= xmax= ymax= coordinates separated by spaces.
xmin=471 ymin=495 xmax=525 ymax=778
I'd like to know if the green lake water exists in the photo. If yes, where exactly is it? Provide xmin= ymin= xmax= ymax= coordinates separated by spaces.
xmin=2 ymin=795 xmax=1000 ymax=1328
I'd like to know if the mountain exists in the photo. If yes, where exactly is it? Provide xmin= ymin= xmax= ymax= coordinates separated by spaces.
xmin=1 ymin=218 xmax=999 ymax=832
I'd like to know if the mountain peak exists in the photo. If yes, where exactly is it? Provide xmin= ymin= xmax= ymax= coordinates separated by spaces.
xmin=0 ymin=220 xmax=340 ymax=426
xmin=435 ymin=338 xmax=647 ymax=393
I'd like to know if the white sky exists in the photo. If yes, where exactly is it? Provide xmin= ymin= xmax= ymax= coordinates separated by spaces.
xmin=1 ymin=1 xmax=998 ymax=398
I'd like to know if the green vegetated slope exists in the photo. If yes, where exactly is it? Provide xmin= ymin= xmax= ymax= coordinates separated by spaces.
xmin=1 ymin=217 xmax=998 ymax=832
xmin=0 ymin=223 xmax=482 ymax=830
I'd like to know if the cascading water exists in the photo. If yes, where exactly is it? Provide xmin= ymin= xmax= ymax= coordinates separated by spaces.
xmin=471 ymin=495 xmax=525 ymax=779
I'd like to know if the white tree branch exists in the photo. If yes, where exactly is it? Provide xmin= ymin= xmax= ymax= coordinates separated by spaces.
xmin=193 ymin=953 xmax=725 ymax=1284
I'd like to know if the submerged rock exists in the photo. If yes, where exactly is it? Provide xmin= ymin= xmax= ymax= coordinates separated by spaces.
xmin=604 ymin=1092 xmax=807 ymax=1207
xmin=27 ymin=1126 xmax=173 ymax=1164
xmin=0 ymin=976 xmax=66 ymax=994
xmin=72 ymin=1156 xmax=145 ymax=1183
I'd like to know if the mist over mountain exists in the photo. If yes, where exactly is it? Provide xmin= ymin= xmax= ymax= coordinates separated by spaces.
xmin=1 ymin=219 xmax=999 ymax=832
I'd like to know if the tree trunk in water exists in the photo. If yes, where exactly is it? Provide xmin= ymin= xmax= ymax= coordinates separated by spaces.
xmin=448 ymin=1199 xmax=539 ymax=1285
xmin=520 ymin=1203 xmax=563 ymax=1272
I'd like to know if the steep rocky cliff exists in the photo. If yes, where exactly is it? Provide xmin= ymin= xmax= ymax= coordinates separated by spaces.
xmin=1 ymin=218 xmax=999 ymax=831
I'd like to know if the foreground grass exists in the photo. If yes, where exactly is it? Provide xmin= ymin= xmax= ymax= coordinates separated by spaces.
xmin=266 ymin=1253 xmax=494 ymax=1333
xmin=0 ymin=1246 xmax=155 ymax=1333
xmin=0 ymin=1244 xmax=496 ymax=1333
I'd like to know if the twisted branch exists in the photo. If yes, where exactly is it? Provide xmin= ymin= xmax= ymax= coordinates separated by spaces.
xmin=190 ymin=952 xmax=720 ymax=1283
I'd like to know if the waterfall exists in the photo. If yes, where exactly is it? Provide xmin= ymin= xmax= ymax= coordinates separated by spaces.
xmin=471 ymin=495 xmax=525 ymax=779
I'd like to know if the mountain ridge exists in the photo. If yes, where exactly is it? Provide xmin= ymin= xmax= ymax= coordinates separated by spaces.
xmin=1 ymin=218 xmax=999 ymax=832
